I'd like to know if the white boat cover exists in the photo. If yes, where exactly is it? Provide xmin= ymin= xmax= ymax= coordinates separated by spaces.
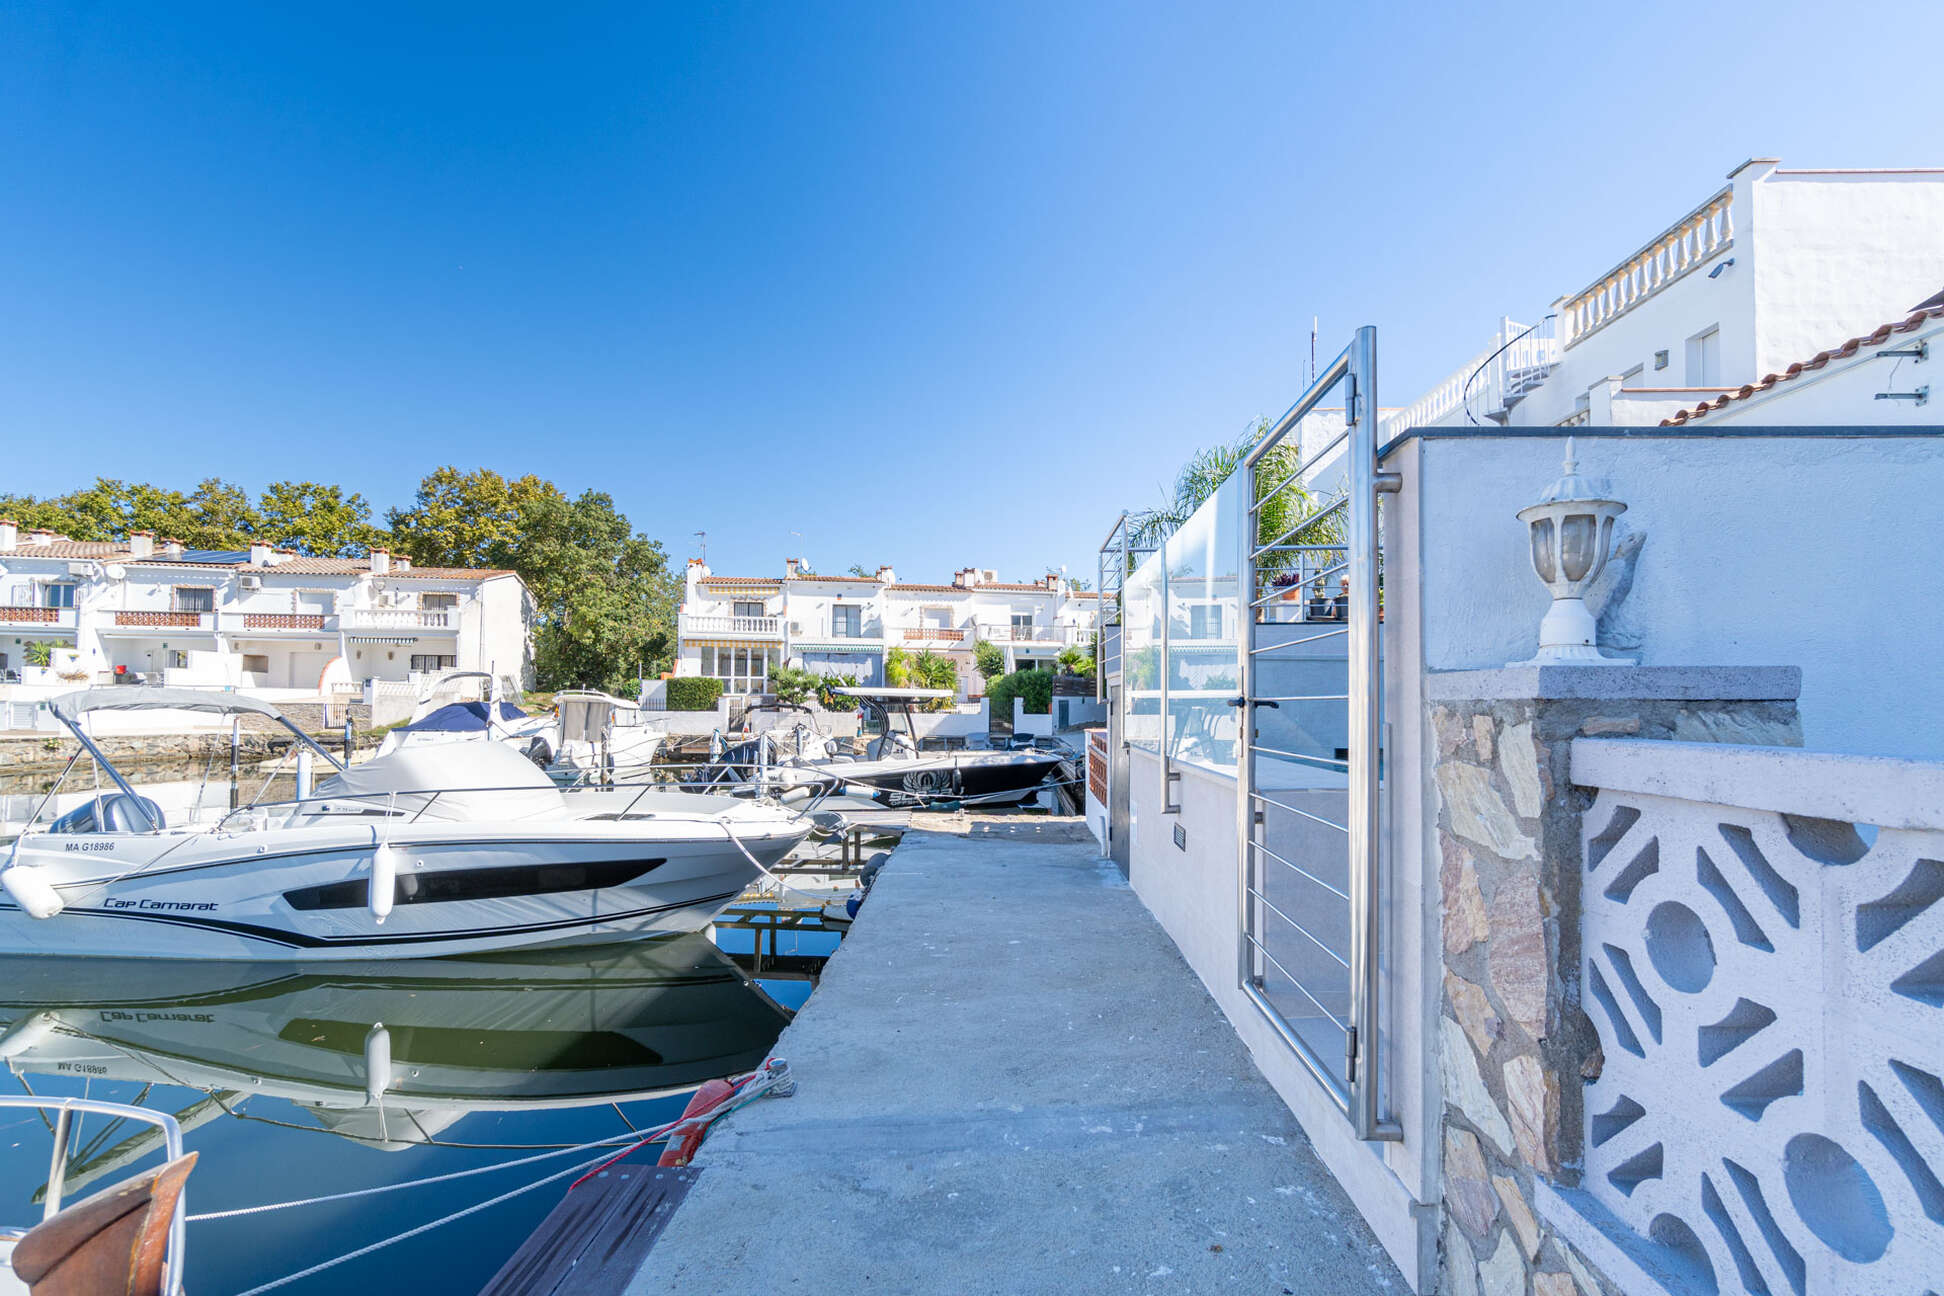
xmin=309 ymin=742 xmax=564 ymax=821
xmin=50 ymin=687 xmax=294 ymax=725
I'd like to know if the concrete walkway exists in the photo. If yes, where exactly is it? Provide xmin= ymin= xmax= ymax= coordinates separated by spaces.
xmin=629 ymin=816 xmax=1403 ymax=1295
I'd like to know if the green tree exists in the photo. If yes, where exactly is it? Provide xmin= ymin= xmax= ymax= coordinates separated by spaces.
xmin=910 ymin=649 xmax=957 ymax=707
xmin=386 ymin=467 xmax=562 ymax=572
xmin=972 ymin=639 xmax=1005 ymax=682
xmin=0 ymin=477 xmax=263 ymax=548
xmin=1057 ymin=646 xmax=1094 ymax=677
xmin=768 ymin=664 xmax=822 ymax=705
xmin=259 ymin=481 xmax=383 ymax=556
xmin=883 ymin=646 xmax=912 ymax=687
xmin=988 ymin=668 xmax=1054 ymax=718
xmin=1127 ymin=417 xmax=1345 ymax=575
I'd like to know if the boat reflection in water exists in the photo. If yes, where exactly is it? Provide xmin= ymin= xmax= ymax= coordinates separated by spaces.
xmin=0 ymin=935 xmax=792 ymax=1155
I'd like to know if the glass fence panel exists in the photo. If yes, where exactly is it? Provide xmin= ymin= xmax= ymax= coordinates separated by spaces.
xmin=1164 ymin=475 xmax=1242 ymax=777
xmin=1121 ymin=546 xmax=1164 ymax=753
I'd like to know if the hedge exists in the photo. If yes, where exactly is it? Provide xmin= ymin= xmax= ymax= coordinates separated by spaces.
xmin=665 ymin=676 xmax=724 ymax=711
xmin=986 ymin=667 xmax=1053 ymax=717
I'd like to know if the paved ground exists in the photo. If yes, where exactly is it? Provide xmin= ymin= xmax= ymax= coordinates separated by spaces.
xmin=628 ymin=814 xmax=1402 ymax=1296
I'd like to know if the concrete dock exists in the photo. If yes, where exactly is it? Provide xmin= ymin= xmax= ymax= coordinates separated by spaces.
xmin=628 ymin=815 xmax=1403 ymax=1295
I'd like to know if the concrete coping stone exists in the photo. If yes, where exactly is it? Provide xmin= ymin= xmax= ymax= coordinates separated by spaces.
xmin=1571 ymin=737 xmax=1944 ymax=831
xmin=1424 ymin=664 xmax=1801 ymax=703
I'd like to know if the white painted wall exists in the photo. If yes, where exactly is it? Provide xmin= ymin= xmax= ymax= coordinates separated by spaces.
xmin=1691 ymin=316 xmax=1943 ymax=427
xmin=1400 ymin=432 xmax=1944 ymax=758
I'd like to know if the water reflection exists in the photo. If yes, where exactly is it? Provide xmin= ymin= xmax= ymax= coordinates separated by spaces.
xmin=0 ymin=933 xmax=823 ymax=1293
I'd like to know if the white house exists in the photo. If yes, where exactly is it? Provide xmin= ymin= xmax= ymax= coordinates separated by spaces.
xmin=676 ymin=559 xmax=1100 ymax=699
xmin=0 ymin=523 xmax=533 ymax=705
xmin=1382 ymin=159 xmax=1944 ymax=436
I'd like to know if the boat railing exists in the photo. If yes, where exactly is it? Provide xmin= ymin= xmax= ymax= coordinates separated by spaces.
xmin=0 ymin=1095 xmax=186 ymax=1296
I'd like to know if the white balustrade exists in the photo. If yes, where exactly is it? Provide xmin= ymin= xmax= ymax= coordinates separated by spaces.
xmin=1560 ymin=187 xmax=1734 ymax=349
xmin=1572 ymin=738 xmax=1944 ymax=1292
xmin=681 ymin=614 xmax=782 ymax=637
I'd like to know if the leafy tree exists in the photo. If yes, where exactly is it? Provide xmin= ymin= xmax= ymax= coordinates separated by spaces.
xmin=0 ymin=477 xmax=263 ymax=548
xmin=910 ymin=649 xmax=958 ymax=707
xmin=846 ymin=564 xmax=874 ymax=578
xmin=1067 ymin=577 xmax=1092 ymax=591
xmin=883 ymin=646 xmax=911 ymax=687
xmin=1057 ymin=646 xmax=1094 ymax=677
xmin=972 ymin=639 xmax=1005 ymax=682
xmin=519 ymin=489 xmax=681 ymax=695
xmin=386 ymin=467 xmax=562 ymax=572
xmin=258 ymin=481 xmax=383 ymax=556
xmin=814 ymin=673 xmax=860 ymax=709
xmin=768 ymin=664 xmax=822 ymax=705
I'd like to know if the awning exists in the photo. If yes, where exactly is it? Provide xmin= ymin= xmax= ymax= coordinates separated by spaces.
xmin=348 ymin=635 xmax=421 ymax=646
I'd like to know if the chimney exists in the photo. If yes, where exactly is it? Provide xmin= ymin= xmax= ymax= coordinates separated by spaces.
xmin=0 ymin=520 xmax=15 ymax=551
xmin=785 ymin=558 xmax=802 ymax=579
xmin=393 ymin=554 xmax=411 ymax=572
xmin=249 ymin=540 xmax=273 ymax=565
xmin=875 ymin=565 xmax=895 ymax=583
xmin=27 ymin=528 xmax=55 ymax=548
xmin=272 ymin=547 xmax=298 ymax=567
xmin=685 ymin=558 xmax=710 ymax=598
xmin=370 ymin=548 xmax=392 ymax=575
xmin=162 ymin=537 xmax=183 ymax=559
xmin=128 ymin=530 xmax=155 ymax=559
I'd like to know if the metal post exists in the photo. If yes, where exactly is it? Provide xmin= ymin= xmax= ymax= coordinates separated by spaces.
xmin=229 ymin=716 xmax=241 ymax=812
xmin=43 ymin=1107 xmax=71 ymax=1220
xmin=1344 ymin=324 xmax=1391 ymax=1141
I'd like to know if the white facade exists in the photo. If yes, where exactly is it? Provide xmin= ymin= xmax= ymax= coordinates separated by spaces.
xmin=0 ymin=526 xmax=534 ymax=708
xmin=1389 ymin=160 xmax=1944 ymax=434
xmin=675 ymin=559 xmax=1100 ymax=699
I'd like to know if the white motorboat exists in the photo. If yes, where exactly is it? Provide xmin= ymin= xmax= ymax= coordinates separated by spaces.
xmin=375 ymin=670 xmax=553 ymax=762
xmin=547 ymin=689 xmax=665 ymax=785
xmin=693 ymin=687 xmax=1064 ymax=816
xmin=0 ymin=690 xmax=812 ymax=962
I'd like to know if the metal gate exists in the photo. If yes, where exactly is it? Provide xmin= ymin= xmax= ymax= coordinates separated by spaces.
xmin=1234 ymin=326 xmax=1398 ymax=1140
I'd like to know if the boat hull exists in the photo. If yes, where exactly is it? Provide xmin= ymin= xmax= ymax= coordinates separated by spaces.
xmin=0 ymin=820 xmax=806 ymax=962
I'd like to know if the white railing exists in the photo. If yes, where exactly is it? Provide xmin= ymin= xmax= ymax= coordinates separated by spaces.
xmin=341 ymin=609 xmax=454 ymax=631
xmin=1571 ymin=738 xmax=1944 ymax=1293
xmin=680 ymin=614 xmax=782 ymax=638
xmin=1384 ymin=317 xmax=1561 ymax=433
xmin=1560 ymin=186 xmax=1733 ymax=348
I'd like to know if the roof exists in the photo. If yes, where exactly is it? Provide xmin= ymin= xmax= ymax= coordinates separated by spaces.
xmin=1660 ymin=305 xmax=1944 ymax=425
xmin=0 ymin=541 xmax=510 ymax=581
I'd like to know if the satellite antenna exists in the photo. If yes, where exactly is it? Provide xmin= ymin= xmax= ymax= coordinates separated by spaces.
xmin=105 ymin=564 xmax=126 ymax=581
xmin=692 ymin=531 xmax=706 ymax=563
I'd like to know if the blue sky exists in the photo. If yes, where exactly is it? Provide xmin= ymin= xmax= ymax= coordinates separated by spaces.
xmin=4 ymin=2 xmax=1939 ymax=583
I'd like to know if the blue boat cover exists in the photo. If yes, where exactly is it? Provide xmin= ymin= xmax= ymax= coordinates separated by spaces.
xmin=397 ymin=700 xmax=529 ymax=733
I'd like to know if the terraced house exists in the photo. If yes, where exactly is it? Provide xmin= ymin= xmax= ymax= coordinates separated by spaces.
xmin=676 ymin=558 xmax=1099 ymax=699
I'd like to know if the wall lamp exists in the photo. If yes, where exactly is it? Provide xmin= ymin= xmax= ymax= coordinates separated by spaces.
xmin=1707 ymin=258 xmax=1736 ymax=279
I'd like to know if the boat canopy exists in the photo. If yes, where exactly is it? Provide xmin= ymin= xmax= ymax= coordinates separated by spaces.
xmin=50 ymin=688 xmax=297 ymax=726
xmin=394 ymin=700 xmax=530 ymax=735
xmin=307 ymin=742 xmax=563 ymax=821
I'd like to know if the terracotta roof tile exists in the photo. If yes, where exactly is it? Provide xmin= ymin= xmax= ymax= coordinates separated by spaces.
xmin=1660 ymin=306 xmax=1944 ymax=425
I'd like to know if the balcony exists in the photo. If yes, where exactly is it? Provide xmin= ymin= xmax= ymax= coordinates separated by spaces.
xmin=972 ymin=622 xmax=1075 ymax=645
xmin=340 ymin=609 xmax=455 ymax=634
xmin=681 ymin=613 xmax=782 ymax=640
xmin=904 ymin=627 xmax=966 ymax=643
xmin=234 ymin=612 xmax=332 ymax=634
xmin=1385 ymin=317 xmax=1561 ymax=431
xmin=105 ymin=610 xmax=214 ymax=633
xmin=0 ymin=606 xmax=76 ymax=632
xmin=1559 ymin=185 xmax=1733 ymax=349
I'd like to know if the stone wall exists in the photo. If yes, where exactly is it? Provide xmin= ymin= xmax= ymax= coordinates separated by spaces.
xmin=1425 ymin=666 xmax=1801 ymax=1296
xmin=0 ymin=709 xmax=377 ymax=782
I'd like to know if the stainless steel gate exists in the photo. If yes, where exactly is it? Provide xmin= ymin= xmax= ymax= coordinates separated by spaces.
xmin=1234 ymin=326 xmax=1398 ymax=1140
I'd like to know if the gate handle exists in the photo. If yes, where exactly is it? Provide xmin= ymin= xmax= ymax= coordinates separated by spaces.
xmin=1226 ymin=697 xmax=1280 ymax=709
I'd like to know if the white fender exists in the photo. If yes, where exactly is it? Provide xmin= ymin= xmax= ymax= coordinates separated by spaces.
xmin=0 ymin=1011 xmax=59 ymax=1060
xmin=1 ymin=866 xmax=66 ymax=920
xmin=370 ymin=843 xmax=400 ymax=924
xmin=363 ymin=1022 xmax=393 ymax=1105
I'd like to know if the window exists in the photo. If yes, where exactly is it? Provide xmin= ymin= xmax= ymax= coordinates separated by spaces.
xmin=421 ymin=593 xmax=458 ymax=611
xmin=832 ymin=604 xmax=861 ymax=638
xmin=1686 ymin=326 xmax=1721 ymax=387
xmin=174 ymin=587 xmax=215 ymax=613
xmin=41 ymin=584 xmax=76 ymax=609
xmin=410 ymin=653 xmax=457 ymax=673
xmin=1188 ymin=604 xmax=1223 ymax=639
xmin=166 ymin=650 xmax=188 ymax=669
xmin=923 ymin=607 xmax=952 ymax=630
xmin=701 ymin=644 xmax=774 ymax=695
xmin=293 ymin=590 xmax=333 ymax=614
xmin=242 ymin=654 xmax=270 ymax=675
xmin=1011 ymin=613 xmax=1033 ymax=638
xmin=733 ymin=601 xmax=765 ymax=619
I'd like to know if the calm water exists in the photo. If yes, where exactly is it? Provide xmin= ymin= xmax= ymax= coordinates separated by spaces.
xmin=0 ymin=922 xmax=838 ymax=1294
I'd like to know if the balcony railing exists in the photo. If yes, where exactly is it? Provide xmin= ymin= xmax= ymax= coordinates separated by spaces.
xmin=681 ymin=614 xmax=782 ymax=639
xmin=1560 ymin=185 xmax=1733 ymax=349
xmin=341 ymin=609 xmax=454 ymax=631
xmin=904 ymin=627 xmax=966 ymax=642
xmin=0 ymin=606 xmax=74 ymax=628
xmin=112 ymin=610 xmax=211 ymax=630
xmin=239 ymin=612 xmax=329 ymax=632
xmin=973 ymin=623 xmax=1075 ymax=644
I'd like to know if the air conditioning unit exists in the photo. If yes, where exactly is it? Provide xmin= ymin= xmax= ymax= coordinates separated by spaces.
xmin=239 ymin=575 xmax=263 ymax=591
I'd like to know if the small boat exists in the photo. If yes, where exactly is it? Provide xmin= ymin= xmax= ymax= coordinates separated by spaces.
xmin=375 ymin=671 xmax=553 ymax=763
xmin=695 ymin=687 xmax=1063 ymax=814
xmin=0 ymin=1094 xmax=194 ymax=1296
xmin=0 ymin=690 xmax=812 ymax=961
xmin=547 ymin=689 xmax=665 ymax=785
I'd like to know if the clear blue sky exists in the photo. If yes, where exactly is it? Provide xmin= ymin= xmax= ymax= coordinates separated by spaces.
xmin=4 ymin=2 xmax=1939 ymax=583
